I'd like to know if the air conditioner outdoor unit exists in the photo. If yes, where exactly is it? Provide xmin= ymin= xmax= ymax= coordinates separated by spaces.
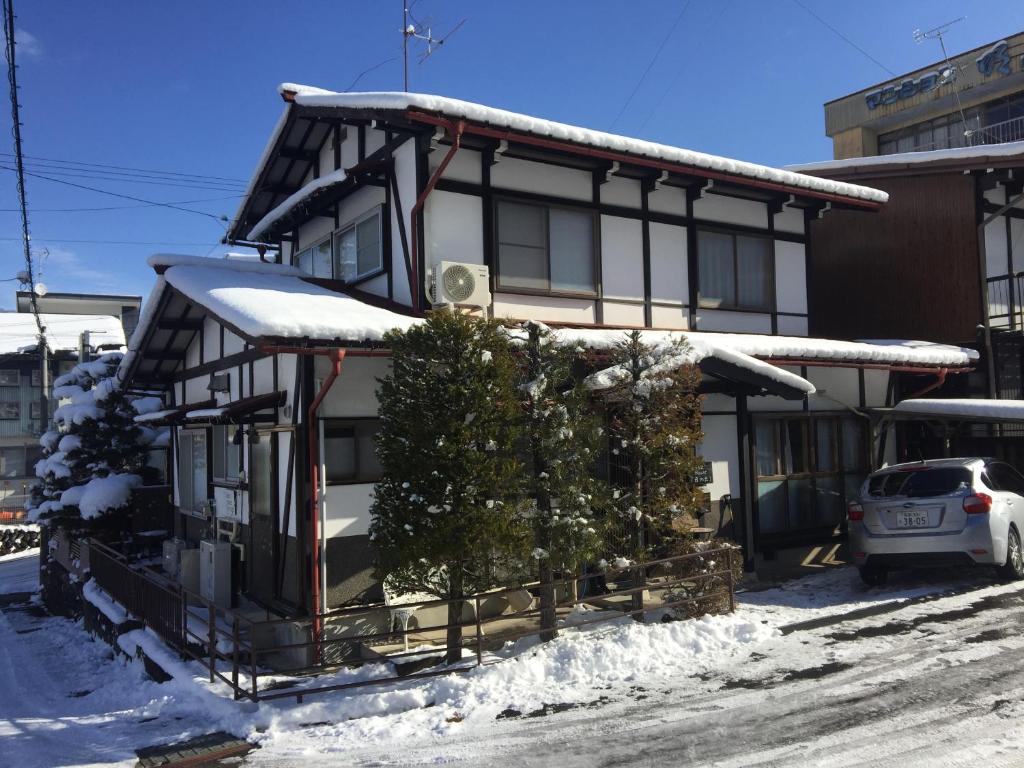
xmin=162 ymin=538 xmax=188 ymax=579
xmin=429 ymin=261 xmax=491 ymax=310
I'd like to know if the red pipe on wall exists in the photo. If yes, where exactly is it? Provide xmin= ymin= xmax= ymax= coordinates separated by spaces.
xmin=409 ymin=119 xmax=465 ymax=311
xmin=404 ymin=111 xmax=883 ymax=212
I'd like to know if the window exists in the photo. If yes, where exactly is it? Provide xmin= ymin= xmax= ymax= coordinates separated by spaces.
xmin=334 ymin=208 xmax=383 ymax=282
xmin=0 ymin=370 xmax=18 ymax=386
xmin=322 ymin=419 xmax=382 ymax=484
xmin=697 ymin=229 xmax=772 ymax=311
xmin=177 ymin=430 xmax=208 ymax=514
xmin=0 ymin=447 xmax=26 ymax=478
xmin=296 ymin=238 xmax=333 ymax=279
xmin=496 ymin=199 xmax=596 ymax=295
xmin=211 ymin=424 xmax=240 ymax=483
xmin=755 ymin=415 xmax=867 ymax=537
xmin=0 ymin=402 xmax=19 ymax=420
xmin=987 ymin=463 xmax=1024 ymax=497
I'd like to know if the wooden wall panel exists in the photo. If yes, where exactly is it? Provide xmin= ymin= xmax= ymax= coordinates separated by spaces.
xmin=808 ymin=172 xmax=979 ymax=345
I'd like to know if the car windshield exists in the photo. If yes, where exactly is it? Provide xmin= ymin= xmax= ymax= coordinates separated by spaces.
xmin=867 ymin=467 xmax=973 ymax=498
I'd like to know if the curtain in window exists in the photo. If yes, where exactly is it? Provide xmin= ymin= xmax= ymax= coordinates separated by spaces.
xmin=498 ymin=201 xmax=547 ymax=290
xmin=697 ymin=230 xmax=734 ymax=305
xmin=549 ymin=208 xmax=594 ymax=292
xmin=736 ymin=235 xmax=771 ymax=310
xmin=815 ymin=419 xmax=836 ymax=472
xmin=755 ymin=421 xmax=779 ymax=477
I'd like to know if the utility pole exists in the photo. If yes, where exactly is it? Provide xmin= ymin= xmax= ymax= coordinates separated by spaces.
xmin=1 ymin=0 xmax=47 ymax=430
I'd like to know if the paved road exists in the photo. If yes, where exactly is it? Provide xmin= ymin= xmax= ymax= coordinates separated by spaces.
xmin=308 ymin=579 xmax=1024 ymax=768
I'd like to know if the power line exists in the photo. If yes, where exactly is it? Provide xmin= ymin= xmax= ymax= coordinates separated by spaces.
xmin=608 ymin=0 xmax=694 ymax=132
xmin=790 ymin=0 xmax=895 ymax=76
xmin=0 ymin=236 xmax=219 ymax=246
xmin=1 ymin=0 xmax=42 ymax=339
xmin=2 ymin=162 xmax=246 ymax=192
xmin=0 ymin=193 xmax=243 ymax=213
xmin=0 ymin=165 xmax=230 ymax=223
xmin=0 ymin=152 xmax=248 ymax=184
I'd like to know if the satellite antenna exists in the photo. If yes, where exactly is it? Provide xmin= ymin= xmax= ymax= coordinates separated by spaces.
xmin=33 ymin=282 xmax=46 ymax=297
xmin=402 ymin=2 xmax=466 ymax=90
xmin=913 ymin=18 xmax=977 ymax=145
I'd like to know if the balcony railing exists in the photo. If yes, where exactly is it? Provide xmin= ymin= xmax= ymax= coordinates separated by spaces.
xmin=987 ymin=272 xmax=1024 ymax=330
xmin=893 ymin=115 xmax=1024 ymax=155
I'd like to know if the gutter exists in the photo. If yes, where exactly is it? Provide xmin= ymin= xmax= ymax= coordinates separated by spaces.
xmin=405 ymin=111 xmax=883 ymax=212
xmin=258 ymin=344 xmax=391 ymax=662
xmin=409 ymin=119 xmax=465 ymax=311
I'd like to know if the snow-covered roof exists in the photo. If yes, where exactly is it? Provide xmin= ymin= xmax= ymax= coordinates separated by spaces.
xmin=247 ymin=168 xmax=346 ymax=241
xmin=0 ymin=312 xmax=125 ymax=355
xmin=786 ymin=141 xmax=1024 ymax=176
xmin=891 ymin=398 xmax=1024 ymax=421
xmin=231 ymin=84 xmax=889 ymax=235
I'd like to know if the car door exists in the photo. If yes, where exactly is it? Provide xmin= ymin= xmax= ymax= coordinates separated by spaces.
xmin=989 ymin=462 xmax=1024 ymax=535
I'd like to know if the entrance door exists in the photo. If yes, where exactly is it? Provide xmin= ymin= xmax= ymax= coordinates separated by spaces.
xmin=248 ymin=431 xmax=277 ymax=604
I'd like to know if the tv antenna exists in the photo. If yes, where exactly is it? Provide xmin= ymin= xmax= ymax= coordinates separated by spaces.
xmin=402 ymin=2 xmax=466 ymax=91
xmin=913 ymin=18 xmax=979 ymax=146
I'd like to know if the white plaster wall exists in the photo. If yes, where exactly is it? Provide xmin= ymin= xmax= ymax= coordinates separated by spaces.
xmin=317 ymin=356 xmax=389 ymax=417
xmin=701 ymin=393 xmax=736 ymax=412
xmin=322 ymin=483 xmax=374 ymax=538
xmin=776 ymin=315 xmax=808 ymax=335
xmin=491 ymin=156 xmax=591 ymax=201
xmin=279 ymin=431 xmax=297 ymax=537
xmin=185 ymin=335 xmax=200 ymax=368
xmin=1011 ymin=217 xmax=1024 ymax=274
xmin=223 ymin=330 xmax=244 ymax=357
xmin=649 ymin=221 xmax=688 ymax=305
xmin=600 ymin=215 xmax=644 ymax=300
xmin=863 ymin=369 xmax=890 ymax=407
xmin=806 ymin=366 xmax=860 ymax=409
xmin=425 ymin=190 xmax=484 ymax=268
xmin=297 ymin=215 xmax=333 ymax=253
xmin=338 ymin=186 xmax=386 ymax=231
xmin=693 ymin=194 xmax=767 ymax=229
xmin=648 ymin=185 xmax=686 ymax=216
xmin=695 ymin=309 xmax=772 ymax=333
xmin=700 ymin=414 xmax=739 ymax=499
xmin=184 ymin=374 xmax=207 ymax=404
xmin=985 ymin=217 xmax=1008 ymax=277
xmin=985 ymin=187 xmax=1006 ymax=206
xmin=492 ymin=293 xmax=596 ymax=324
xmin=365 ymin=126 xmax=385 ymax=155
xmin=431 ymin=146 xmax=481 ymax=184
xmin=340 ymin=127 xmax=358 ymax=169
xmin=774 ymin=241 xmax=807 ymax=315
xmin=774 ymin=206 xmax=805 ymax=234
xmin=392 ymin=139 xmax=418 ymax=307
xmin=202 ymin=318 xmax=219 ymax=363
xmin=252 ymin=356 xmax=275 ymax=396
xmin=602 ymin=301 xmax=645 ymax=327
xmin=651 ymin=304 xmax=688 ymax=329
xmin=360 ymin=273 xmax=389 ymax=299
xmin=601 ymin=176 xmax=640 ymax=209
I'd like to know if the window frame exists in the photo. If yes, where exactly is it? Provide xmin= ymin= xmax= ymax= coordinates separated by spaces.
xmin=0 ymin=370 xmax=19 ymax=387
xmin=176 ymin=429 xmax=210 ymax=516
xmin=333 ymin=206 xmax=385 ymax=285
xmin=211 ymin=423 xmax=242 ymax=486
xmin=695 ymin=225 xmax=776 ymax=313
xmin=320 ymin=417 xmax=383 ymax=486
xmin=493 ymin=195 xmax=600 ymax=299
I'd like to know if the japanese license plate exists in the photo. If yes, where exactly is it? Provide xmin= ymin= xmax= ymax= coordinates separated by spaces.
xmin=895 ymin=510 xmax=930 ymax=528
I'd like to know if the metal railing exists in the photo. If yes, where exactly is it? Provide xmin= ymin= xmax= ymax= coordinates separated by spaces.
xmin=86 ymin=540 xmax=738 ymax=705
xmin=986 ymin=272 xmax=1024 ymax=330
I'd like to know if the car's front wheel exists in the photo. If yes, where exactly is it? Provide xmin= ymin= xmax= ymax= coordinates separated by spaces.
xmin=859 ymin=565 xmax=888 ymax=587
xmin=997 ymin=526 xmax=1024 ymax=581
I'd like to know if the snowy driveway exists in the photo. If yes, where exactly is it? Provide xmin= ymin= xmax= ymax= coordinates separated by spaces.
xmin=253 ymin=569 xmax=1024 ymax=767
xmin=4 ymin=550 xmax=1024 ymax=767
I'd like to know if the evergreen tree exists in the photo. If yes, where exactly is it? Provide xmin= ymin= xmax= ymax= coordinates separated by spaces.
xmin=370 ymin=311 xmax=527 ymax=664
xmin=514 ymin=321 xmax=603 ymax=640
xmin=590 ymin=331 xmax=705 ymax=561
xmin=29 ymin=353 xmax=160 ymax=531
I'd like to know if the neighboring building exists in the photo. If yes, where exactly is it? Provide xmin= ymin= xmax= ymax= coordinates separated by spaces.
xmin=825 ymin=32 xmax=1024 ymax=159
xmin=0 ymin=311 xmax=125 ymax=516
xmin=16 ymin=291 xmax=142 ymax=340
xmin=120 ymin=85 xmax=976 ymax=618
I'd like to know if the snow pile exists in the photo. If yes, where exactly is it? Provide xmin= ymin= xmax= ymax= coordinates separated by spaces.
xmin=60 ymin=473 xmax=142 ymax=519
xmin=131 ymin=396 xmax=164 ymax=415
xmin=892 ymin=398 xmax=1024 ymax=420
xmin=0 ymin=312 xmax=125 ymax=355
xmin=272 ymin=85 xmax=888 ymax=205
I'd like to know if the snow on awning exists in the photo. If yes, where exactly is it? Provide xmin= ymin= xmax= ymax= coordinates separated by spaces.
xmin=275 ymin=85 xmax=889 ymax=206
xmin=0 ymin=312 xmax=125 ymax=355
xmin=134 ymin=399 xmax=216 ymax=426
xmin=889 ymin=398 xmax=1024 ymax=423
xmin=247 ymin=167 xmax=347 ymax=240
xmin=183 ymin=391 xmax=286 ymax=424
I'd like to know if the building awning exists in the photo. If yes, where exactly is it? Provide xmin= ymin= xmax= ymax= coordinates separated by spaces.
xmin=183 ymin=391 xmax=285 ymax=424
xmin=134 ymin=399 xmax=216 ymax=427
xmin=873 ymin=398 xmax=1024 ymax=424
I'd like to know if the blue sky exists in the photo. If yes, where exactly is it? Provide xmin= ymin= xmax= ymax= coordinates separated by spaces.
xmin=0 ymin=1 xmax=1019 ymax=309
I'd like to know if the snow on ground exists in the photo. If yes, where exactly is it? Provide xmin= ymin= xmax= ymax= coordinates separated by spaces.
xmin=0 ymin=548 xmax=40 ymax=594
xmin=5 ymin=550 xmax=1024 ymax=767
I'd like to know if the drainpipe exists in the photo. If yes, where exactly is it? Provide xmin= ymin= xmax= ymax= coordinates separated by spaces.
xmin=258 ymin=345 xmax=391 ymax=662
xmin=409 ymin=119 xmax=465 ymax=311
xmin=905 ymin=367 xmax=948 ymax=400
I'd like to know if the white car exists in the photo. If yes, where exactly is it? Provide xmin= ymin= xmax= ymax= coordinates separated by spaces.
xmin=848 ymin=457 xmax=1024 ymax=586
